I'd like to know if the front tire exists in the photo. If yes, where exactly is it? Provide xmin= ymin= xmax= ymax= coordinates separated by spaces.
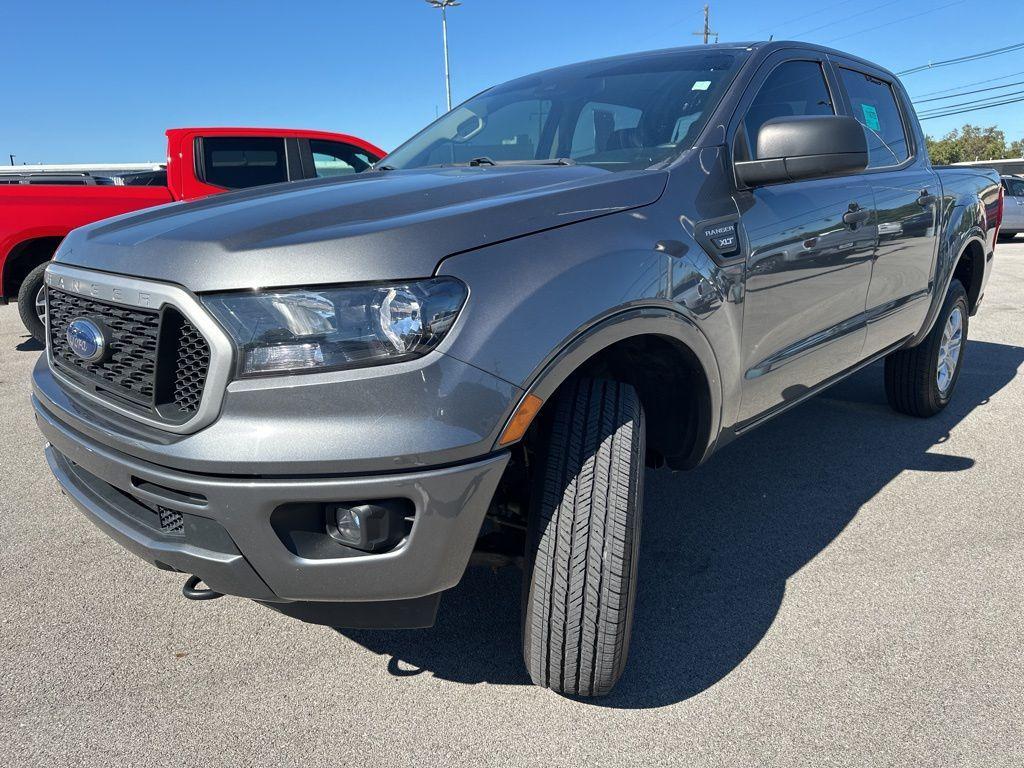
xmin=884 ymin=279 xmax=968 ymax=417
xmin=17 ymin=262 xmax=49 ymax=344
xmin=523 ymin=378 xmax=645 ymax=697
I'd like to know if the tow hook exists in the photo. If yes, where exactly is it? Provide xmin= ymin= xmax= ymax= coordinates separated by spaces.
xmin=182 ymin=575 xmax=224 ymax=601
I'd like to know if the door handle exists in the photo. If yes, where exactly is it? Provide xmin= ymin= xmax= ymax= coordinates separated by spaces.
xmin=917 ymin=190 xmax=937 ymax=206
xmin=843 ymin=205 xmax=871 ymax=227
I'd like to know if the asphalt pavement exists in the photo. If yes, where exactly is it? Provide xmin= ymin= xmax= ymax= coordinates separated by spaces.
xmin=2 ymin=242 xmax=1022 ymax=767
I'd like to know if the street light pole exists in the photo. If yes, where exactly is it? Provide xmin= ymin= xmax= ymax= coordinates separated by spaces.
xmin=426 ymin=0 xmax=461 ymax=112
xmin=442 ymin=4 xmax=452 ymax=111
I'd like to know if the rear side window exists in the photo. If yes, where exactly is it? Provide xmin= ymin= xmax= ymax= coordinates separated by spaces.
xmin=309 ymin=140 xmax=378 ymax=177
xmin=201 ymin=136 xmax=288 ymax=189
xmin=1005 ymin=178 xmax=1024 ymax=197
xmin=744 ymin=60 xmax=835 ymax=158
xmin=838 ymin=68 xmax=909 ymax=167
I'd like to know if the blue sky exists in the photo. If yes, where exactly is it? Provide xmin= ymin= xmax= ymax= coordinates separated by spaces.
xmin=4 ymin=0 xmax=1024 ymax=163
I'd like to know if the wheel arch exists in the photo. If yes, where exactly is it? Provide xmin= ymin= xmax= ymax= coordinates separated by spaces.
xmin=911 ymin=223 xmax=987 ymax=346
xmin=952 ymin=237 xmax=986 ymax=315
xmin=2 ymin=235 xmax=64 ymax=301
xmin=496 ymin=307 xmax=723 ymax=469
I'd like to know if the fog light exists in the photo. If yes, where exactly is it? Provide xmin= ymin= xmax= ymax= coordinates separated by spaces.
xmin=326 ymin=501 xmax=408 ymax=553
xmin=334 ymin=506 xmax=363 ymax=544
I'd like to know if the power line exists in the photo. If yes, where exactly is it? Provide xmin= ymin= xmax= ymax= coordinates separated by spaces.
xmin=918 ymin=88 xmax=1024 ymax=115
xmin=824 ymin=0 xmax=966 ymax=45
xmin=787 ymin=0 xmax=903 ymax=39
xmin=917 ymin=88 xmax=1024 ymax=113
xmin=914 ymin=80 xmax=1024 ymax=105
xmin=918 ymin=93 xmax=1024 ymax=120
xmin=748 ymin=0 xmax=849 ymax=37
xmin=911 ymin=69 xmax=1024 ymax=98
xmin=897 ymin=41 xmax=1024 ymax=76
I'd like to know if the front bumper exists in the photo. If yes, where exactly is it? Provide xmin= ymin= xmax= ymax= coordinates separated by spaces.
xmin=35 ymin=394 xmax=510 ymax=622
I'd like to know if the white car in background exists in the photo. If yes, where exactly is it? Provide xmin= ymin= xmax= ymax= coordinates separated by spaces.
xmin=1001 ymin=176 xmax=1024 ymax=240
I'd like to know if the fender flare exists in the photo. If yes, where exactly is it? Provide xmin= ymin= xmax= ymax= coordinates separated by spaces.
xmin=492 ymin=305 xmax=724 ymax=466
xmin=911 ymin=224 xmax=987 ymax=347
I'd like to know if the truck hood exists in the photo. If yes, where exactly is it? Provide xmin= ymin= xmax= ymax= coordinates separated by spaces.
xmin=58 ymin=165 xmax=667 ymax=292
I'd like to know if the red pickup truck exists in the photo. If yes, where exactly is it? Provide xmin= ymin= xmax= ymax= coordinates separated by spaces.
xmin=1 ymin=127 xmax=384 ymax=342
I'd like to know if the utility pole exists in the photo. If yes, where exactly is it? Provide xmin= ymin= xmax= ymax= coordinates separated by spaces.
xmin=8 ymin=154 xmax=13 ymax=166
xmin=425 ymin=0 xmax=461 ymax=112
xmin=692 ymin=5 xmax=718 ymax=45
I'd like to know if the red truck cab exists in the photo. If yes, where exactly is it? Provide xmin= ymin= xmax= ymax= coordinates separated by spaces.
xmin=1 ymin=127 xmax=383 ymax=341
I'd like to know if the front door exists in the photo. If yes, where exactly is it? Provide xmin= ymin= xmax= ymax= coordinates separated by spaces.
xmin=737 ymin=178 xmax=877 ymax=423
xmin=733 ymin=57 xmax=876 ymax=425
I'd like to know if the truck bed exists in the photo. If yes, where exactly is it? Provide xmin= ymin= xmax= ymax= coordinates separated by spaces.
xmin=0 ymin=184 xmax=175 ymax=296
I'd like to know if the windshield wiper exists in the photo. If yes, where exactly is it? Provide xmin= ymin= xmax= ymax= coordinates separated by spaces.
xmin=466 ymin=157 xmax=576 ymax=167
xmin=374 ymin=163 xmax=397 ymax=171
xmin=520 ymin=157 xmax=577 ymax=166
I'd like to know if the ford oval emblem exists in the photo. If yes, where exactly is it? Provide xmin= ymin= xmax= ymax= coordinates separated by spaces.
xmin=66 ymin=318 xmax=106 ymax=363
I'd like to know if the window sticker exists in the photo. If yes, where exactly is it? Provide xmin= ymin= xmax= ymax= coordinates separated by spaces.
xmin=692 ymin=80 xmax=711 ymax=91
xmin=861 ymin=103 xmax=881 ymax=131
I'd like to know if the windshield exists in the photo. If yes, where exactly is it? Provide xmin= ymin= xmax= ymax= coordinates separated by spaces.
xmin=383 ymin=49 xmax=746 ymax=172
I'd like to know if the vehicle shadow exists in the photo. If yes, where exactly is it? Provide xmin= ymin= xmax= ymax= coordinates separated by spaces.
xmin=337 ymin=339 xmax=1024 ymax=707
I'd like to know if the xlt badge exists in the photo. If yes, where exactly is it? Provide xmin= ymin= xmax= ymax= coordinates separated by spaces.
xmin=696 ymin=218 xmax=743 ymax=263
xmin=704 ymin=223 xmax=739 ymax=254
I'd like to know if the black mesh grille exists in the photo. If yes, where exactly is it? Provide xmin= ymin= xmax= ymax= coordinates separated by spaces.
xmin=170 ymin=320 xmax=211 ymax=415
xmin=47 ymin=288 xmax=211 ymax=421
xmin=48 ymin=289 xmax=159 ymax=405
xmin=158 ymin=506 xmax=184 ymax=535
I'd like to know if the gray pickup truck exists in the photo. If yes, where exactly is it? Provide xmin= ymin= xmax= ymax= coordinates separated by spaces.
xmin=33 ymin=41 xmax=1003 ymax=697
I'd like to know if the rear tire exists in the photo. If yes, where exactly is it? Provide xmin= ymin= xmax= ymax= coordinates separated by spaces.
xmin=523 ymin=378 xmax=645 ymax=697
xmin=17 ymin=262 xmax=49 ymax=344
xmin=884 ymin=279 xmax=968 ymax=417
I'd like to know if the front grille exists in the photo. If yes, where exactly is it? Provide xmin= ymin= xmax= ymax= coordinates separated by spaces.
xmin=48 ymin=289 xmax=159 ymax=405
xmin=47 ymin=288 xmax=212 ymax=422
xmin=169 ymin=318 xmax=211 ymax=415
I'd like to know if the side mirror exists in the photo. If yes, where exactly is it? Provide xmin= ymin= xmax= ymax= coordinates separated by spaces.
xmin=735 ymin=115 xmax=868 ymax=187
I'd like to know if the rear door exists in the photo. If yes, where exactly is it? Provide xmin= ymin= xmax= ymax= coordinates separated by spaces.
xmin=832 ymin=59 xmax=939 ymax=356
xmin=733 ymin=54 xmax=877 ymax=425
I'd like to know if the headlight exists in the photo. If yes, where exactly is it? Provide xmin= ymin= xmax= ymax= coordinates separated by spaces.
xmin=202 ymin=278 xmax=467 ymax=377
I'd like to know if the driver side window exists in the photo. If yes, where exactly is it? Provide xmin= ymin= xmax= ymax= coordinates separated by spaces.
xmin=743 ymin=61 xmax=835 ymax=159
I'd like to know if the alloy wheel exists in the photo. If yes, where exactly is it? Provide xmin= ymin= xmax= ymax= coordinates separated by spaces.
xmin=936 ymin=306 xmax=963 ymax=393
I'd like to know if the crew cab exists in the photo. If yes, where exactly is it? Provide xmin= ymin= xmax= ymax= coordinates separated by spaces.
xmin=1 ymin=127 xmax=384 ymax=341
xmin=33 ymin=42 xmax=1001 ymax=697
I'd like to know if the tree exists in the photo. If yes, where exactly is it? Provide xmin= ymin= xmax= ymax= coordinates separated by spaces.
xmin=924 ymin=124 xmax=1023 ymax=163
